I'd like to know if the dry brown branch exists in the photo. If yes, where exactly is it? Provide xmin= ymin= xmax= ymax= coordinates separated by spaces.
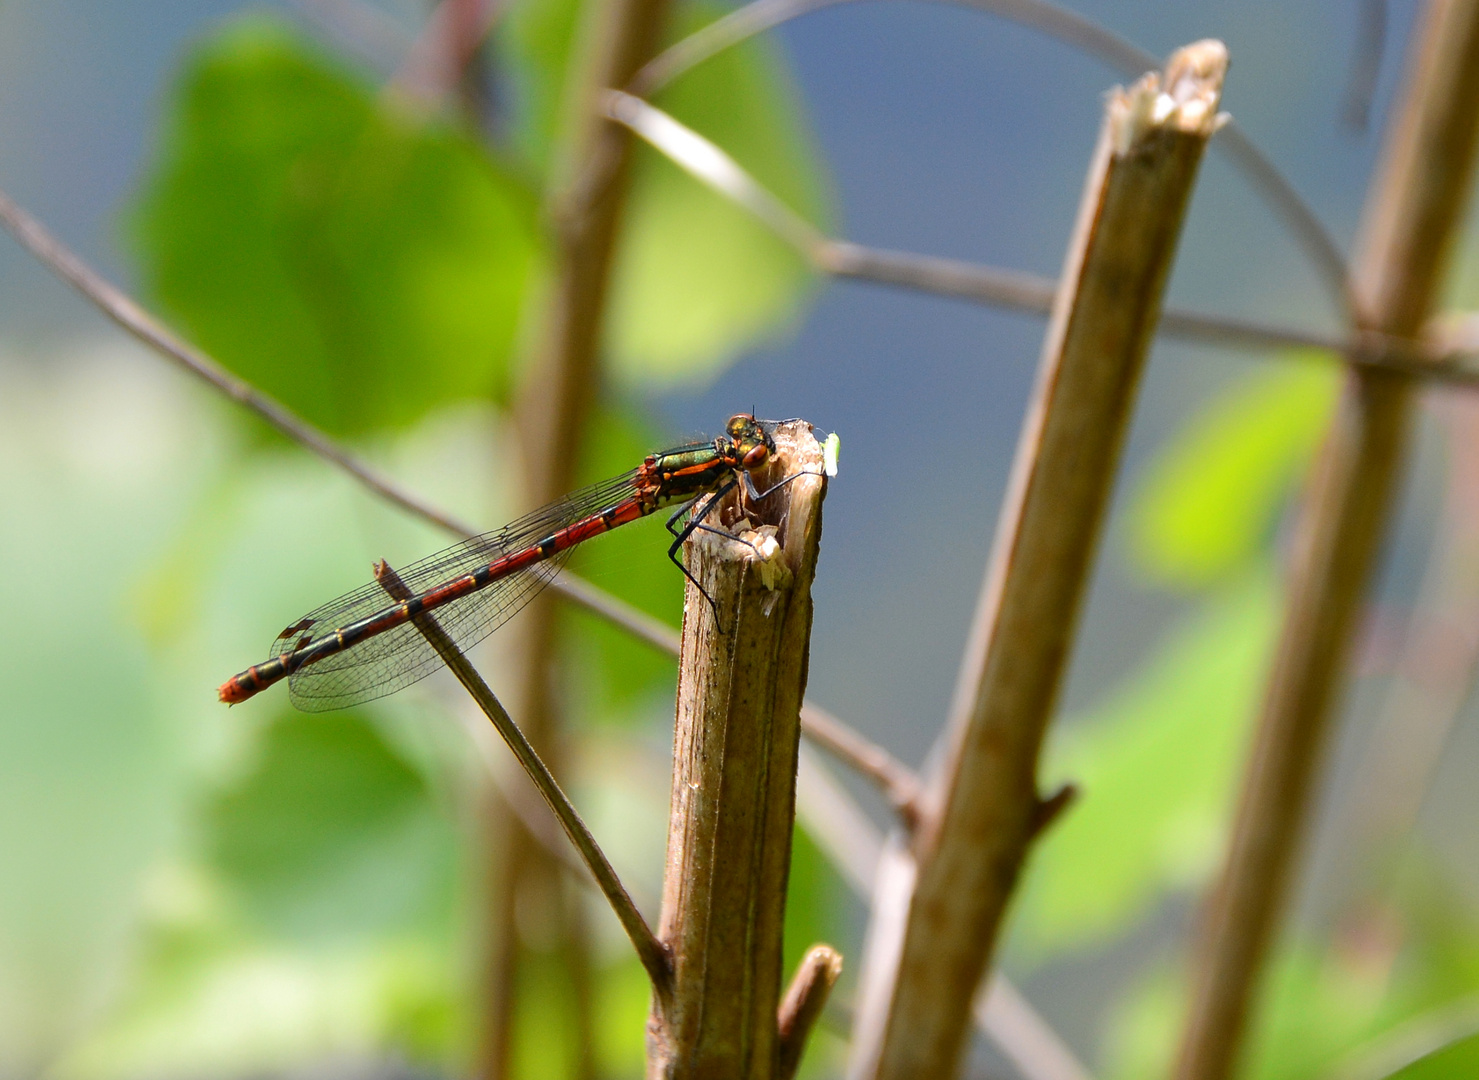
xmin=849 ymin=42 xmax=1227 ymax=1080
xmin=601 ymin=94 xmax=1479 ymax=383
xmin=371 ymin=559 xmax=671 ymax=993
xmin=387 ymin=0 xmax=504 ymax=111
xmin=1324 ymin=395 xmax=1479 ymax=913
xmin=1174 ymin=5 xmax=1479 ymax=1077
xmin=777 ymin=946 xmax=844 ymax=1080
xmin=647 ymin=422 xmax=827 ymax=1078
xmin=452 ymin=705 xmax=661 ymax=913
xmin=497 ymin=0 xmax=682 ymax=1061
xmin=804 ymin=752 xmax=1093 ymax=1080
xmin=289 ymin=0 xmax=412 ymax=65
xmin=632 ymin=0 xmax=1349 ymax=315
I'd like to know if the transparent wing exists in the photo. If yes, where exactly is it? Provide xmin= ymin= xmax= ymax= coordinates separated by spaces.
xmin=274 ymin=470 xmax=644 ymax=712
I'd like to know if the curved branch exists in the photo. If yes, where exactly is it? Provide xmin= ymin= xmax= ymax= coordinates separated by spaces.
xmin=632 ymin=0 xmax=1352 ymax=319
xmin=605 ymin=93 xmax=1479 ymax=382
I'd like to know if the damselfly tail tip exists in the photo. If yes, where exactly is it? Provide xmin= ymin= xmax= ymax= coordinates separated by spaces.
xmin=218 ymin=675 xmax=252 ymax=705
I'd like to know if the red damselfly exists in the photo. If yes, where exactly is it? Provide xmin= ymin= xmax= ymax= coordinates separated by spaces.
xmin=219 ymin=414 xmax=801 ymax=712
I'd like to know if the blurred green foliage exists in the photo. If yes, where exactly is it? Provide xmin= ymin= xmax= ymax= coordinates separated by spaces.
xmin=605 ymin=2 xmax=827 ymax=383
xmin=1382 ymin=1031 xmax=1479 ymax=1079
xmin=1103 ymin=863 xmax=1479 ymax=1080
xmin=1014 ymin=569 xmax=1279 ymax=958
xmin=1128 ymin=360 xmax=1337 ymax=587
xmin=133 ymin=18 xmax=539 ymax=435
xmin=207 ymin=710 xmax=460 ymax=942
xmin=497 ymin=0 xmax=827 ymax=385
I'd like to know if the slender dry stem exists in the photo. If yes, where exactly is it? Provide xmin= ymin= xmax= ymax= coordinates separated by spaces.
xmin=1174 ymin=4 xmax=1479 ymax=1078
xmin=798 ymin=703 xmax=921 ymax=826
xmin=647 ymin=422 xmax=827 ymax=1079
xmin=600 ymin=96 xmax=1479 ymax=382
xmin=849 ymin=42 xmax=1228 ymax=1080
xmin=387 ymin=0 xmax=504 ymax=108
xmin=1323 ymin=396 xmax=1479 ymax=915
xmin=496 ymin=0 xmax=680 ymax=1060
xmin=372 ymin=560 xmax=671 ymax=992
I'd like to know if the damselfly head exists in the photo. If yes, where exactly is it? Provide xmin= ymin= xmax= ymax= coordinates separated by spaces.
xmin=725 ymin=413 xmax=776 ymax=469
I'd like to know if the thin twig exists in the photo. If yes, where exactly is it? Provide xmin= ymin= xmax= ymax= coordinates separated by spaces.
xmin=387 ymin=0 xmax=505 ymax=108
xmin=1342 ymin=0 xmax=1389 ymax=132
xmin=288 ymin=0 xmax=413 ymax=67
xmin=1174 ymin=3 xmax=1479 ymax=1078
xmin=799 ymin=703 xmax=921 ymax=826
xmin=453 ymin=706 xmax=658 ymax=912
xmin=603 ymin=93 xmax=1479 ymax=383
xmin=373 ymin=559 xmax=672 ymax=994
xmin=631 ymin=0 xmax=1352 ymax=318
xmin=851 ymin=43 xmax=1228 ymax=1080
xmin=1322 ymin=394 xmax=1479 ymax=916
xmin=503 ymin=0 xmax=681 ymax=1061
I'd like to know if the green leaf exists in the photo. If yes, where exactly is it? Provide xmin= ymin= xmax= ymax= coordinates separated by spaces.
xmin=607 ymin=4 xmax=828 ymax=384
xmin=132 ymin=16 xmax=538 ymax=437
xmin=1009 ymin=570 xmax=1279 ymax=960
xmin=53 ymin=935 xmax=464 ymax=1080
xmin=499 ymin=0 xmax=830 ymax=384
xmin=207 ymin=710 xmax=459 ymax=941
xmin=1127 ymin=359 xmax=1338 ymax=588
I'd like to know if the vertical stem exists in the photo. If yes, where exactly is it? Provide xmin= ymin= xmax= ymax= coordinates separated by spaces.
xmin=1174 ymin=4 xmax=1479 ymax=1078
xmin=647 ymin=423 xmax=829 ymax=1079
xmin=484 ymin=0 xmax=678 ymax=1070
xmin=851 ymin=42 xmax=1227 ymax=1080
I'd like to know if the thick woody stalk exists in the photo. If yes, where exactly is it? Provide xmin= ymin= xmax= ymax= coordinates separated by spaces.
xmin=850 ymin=42 xmax=1227 ymax=1080
xmin=490 ymin=0 xmax=678 ymax=1067
xmin=1174 ymin=4 xmax=1479 ymax=1078
xmin=647 ymin=422 xmax=829 ymax=1079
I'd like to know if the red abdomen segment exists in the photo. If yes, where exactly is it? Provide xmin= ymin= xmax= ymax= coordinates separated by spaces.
xmin=217 ymin=494 xmax=654 ymax=707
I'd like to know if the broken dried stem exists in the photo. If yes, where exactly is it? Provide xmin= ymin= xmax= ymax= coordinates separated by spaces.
xmin=647 ymin=421 xmax=828 ymax=1079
